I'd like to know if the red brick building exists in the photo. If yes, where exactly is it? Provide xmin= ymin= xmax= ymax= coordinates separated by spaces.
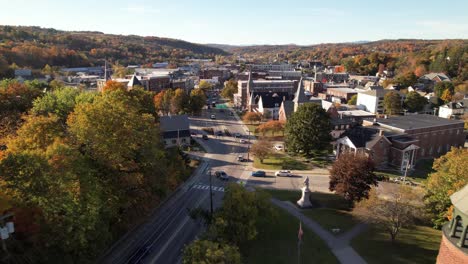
xmin=336 ymin=114 xmax=465 ymax=171
xmin=436 ymin=184 xmax=468 ymax=263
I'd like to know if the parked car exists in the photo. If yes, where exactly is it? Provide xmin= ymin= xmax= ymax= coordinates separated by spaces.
xmin=210 ymin=114 xmax=216 ymax=119
xmin=275 ymin=170 xmax=292 ymax=177
xmin=202 ymin=134 xmax=209 ymax=140
xmin=190 ymin=131 xmax=197 ymax=136
xmin=239 ymin=139 xmax=247 ymax=143
xmin=234 ymin=133 xmax=241 ymax=138
xmin=251 ymin=170 xmax=266 ymax=177
xmin=274 ymin=145 xmax=284 ymax=151
xmin=237 ymin=155 xmax=246 ymax=162
xmin=229 ymin=112 xmax=234 ymax=116
xmin=215 ymin=171 xmax=228 ymax=180
xmin=216 ymin=131 xmax=223 ymax=136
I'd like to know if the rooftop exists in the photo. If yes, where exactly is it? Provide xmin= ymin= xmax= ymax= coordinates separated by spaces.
xmin=451 ymin=184 xmax=468 ymax=216
xmin=159 ymin=115 xmax=190 ymax=132
xmin=376 ymin=114 xmax=464 ymax=131
xmin=327 ymin=88 xmax=358 ymax=94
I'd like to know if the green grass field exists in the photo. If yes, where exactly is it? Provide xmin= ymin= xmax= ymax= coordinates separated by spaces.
xmin=352 ymin=225 xmax=441 ymax=264
xmin=242 ymin=206 xmax=339 ymax=264
xmin=253 ymin=153 xmax=312 ymax=170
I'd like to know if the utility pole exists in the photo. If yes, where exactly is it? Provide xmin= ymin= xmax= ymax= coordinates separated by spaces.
xmin=208 ymin=168 xmax=213 ymax=218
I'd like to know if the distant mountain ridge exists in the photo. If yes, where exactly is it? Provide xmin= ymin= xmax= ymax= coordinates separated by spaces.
xmin=0 ymin=25 xmax=227 ymax=70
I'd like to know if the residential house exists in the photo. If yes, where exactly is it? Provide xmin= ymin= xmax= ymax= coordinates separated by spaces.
xmin=159 ymin=115 xmax=191 ymax=148
xmin=419 ymin=72 xmax=452 ymax=91
xmin=256 ymin=92 xmax=288 ymax=120
xmin=439 ymin=102 xmax=465 ymax=119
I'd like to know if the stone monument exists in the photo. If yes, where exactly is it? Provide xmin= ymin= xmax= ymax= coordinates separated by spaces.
xmin=297 ymin=176 xmax=313 ymax=208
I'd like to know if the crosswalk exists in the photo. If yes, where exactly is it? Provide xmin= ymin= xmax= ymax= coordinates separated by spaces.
xmin=192 ymin=184 xmax=225 ymax=192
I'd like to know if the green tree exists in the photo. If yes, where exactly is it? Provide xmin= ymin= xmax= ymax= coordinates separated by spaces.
xmin=171 ymin=88 xmax=190 ymax=114
xmin=183 ymin=240 xmax=241 ymax=264
xmin=434 ymin=82 xmax=455 ymax=98
xmin=189 ymin=88 xmax=207 ymax=115
xmin=383 ymin=91 xmax=402 ymax=115
xmin=285 ymin=104 xmax=331 ymax=157
xmin=209 ymin=183 xmax=275 ymax=246
xmin=424 ymin=147 xmax=468 ymax=228
xmin=31 ymin=87 xmax=82 ymax=120
xmin=404 ymin=91 xmax=428 ymax=112
xmin=329 ymin=152 xmax=378 ymax=205
xmin=42 ymin=64 xmax=53 ymax=76
xmin=394 ymin=72 xmax=417 ymax=88
xmin=348 ymin=94 xmax=357 ymax=105
xmin=220 ymin=79 xmax=238 ymax=101
xmin=198 ymin=80 xmax=213 ymax=91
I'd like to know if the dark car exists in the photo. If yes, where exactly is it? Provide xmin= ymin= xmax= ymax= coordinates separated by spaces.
xmin=216 ymin=131 xmax=223 ymax=136
xmin=202 ymin=134 xmax=209 ymax=140
xmin=215 ymin=171 xmax=229 ymax=181
xmin=251 ymin=170 xmax=266 ymax=177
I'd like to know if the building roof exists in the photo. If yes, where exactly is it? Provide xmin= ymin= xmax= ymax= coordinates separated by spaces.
xmin=421 ymin=72 xmax=451 ymax=82
xmin=293 ymin=77 xmax=308 ymax=104
xmin=327 ymin=88 xmax=358 ymax=94
xmin=338 ymin=110 xmax=376 ymax=118
xmin=159 ymin=115 xmax=190 ymax=132
xmin=162 ymin=130 xmax=191 ymax=139
xmin=440 ymin=102 xmax=465 ymax=110
xmin=451 ymin=184 xmax=468 ymax=215
xmin=376 ymin=114 xmax=464 ymax=131
xmin=258 ymin=92 xmax=288 ymax=108
xmin=280 ymin=100 xmax=294 ymax=119
xmin=341 ymin=126 xmax=381 ymax=148
xmin=128 ymin=75 xmax=142 ymax=87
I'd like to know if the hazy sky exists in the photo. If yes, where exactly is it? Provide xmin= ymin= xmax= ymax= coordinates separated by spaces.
xmin=1 ymin=0 xmax=467 ymax=45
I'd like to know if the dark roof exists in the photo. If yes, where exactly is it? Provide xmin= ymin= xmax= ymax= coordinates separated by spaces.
xmin=258 ymin=92 xmax=288 ymax=108
xmin=342 ymin=126 xmax=380 ymax=148
xmin=281 ymin=100 xmax=294 ymax=119
xmin=128 ymin=75 xmax=142 ymax=87
xmin=162 ymin=130 xmax=190 ymax=139
xmin=293 ymin=77 xmax=308 ymax=104
xmin=376 ymin=114 xmax=464 ymax=131
xmin=160 ymin=115 xmax=189 ymax=132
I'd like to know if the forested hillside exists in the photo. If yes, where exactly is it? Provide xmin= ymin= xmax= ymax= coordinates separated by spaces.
xmin=228 ymin=40 xmax=468 ymax=82
xmin=0 ymin=25 xmax=227 ymax=77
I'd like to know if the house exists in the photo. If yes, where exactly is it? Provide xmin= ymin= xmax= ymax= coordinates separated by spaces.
xmin=159 ymin=115 xmax=191 ymax=148
xmin=14 ymin=69 xmax=32 ymax=81
xmin=356 ymin=86 xmax=404 ymax=114
xmin=257 ymin=92 xmax=287 ymax=120
xmin=419 ymin=73 xmax=452 ymax=91
xmin=436 ymin=184 xmax=468 ymax=264
xmin=439 ymin=102 xmax=465 ymax=119
xmin=336 ymin=114 xmax=465 ymax=171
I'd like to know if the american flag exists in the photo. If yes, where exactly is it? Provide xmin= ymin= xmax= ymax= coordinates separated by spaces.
xmin=298 ymin=221 xmax=303 ymax=242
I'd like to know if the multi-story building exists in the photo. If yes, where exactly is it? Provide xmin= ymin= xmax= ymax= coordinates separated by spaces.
xmin=326 ymin=88 xmax=358 ymax=102
xmin=250 ymin=63 xmax=295 ymax=72
xmin=335 ymin=115 xmax=465 ymax=171
xmin=439 ymin=102 xmax=465 ymax=119
xmin=356 ymin=86 xmax=404 ymax=114
xmin=234 ymin=73 xmax=296 ymax=108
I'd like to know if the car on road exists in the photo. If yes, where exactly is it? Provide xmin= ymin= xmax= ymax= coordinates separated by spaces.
xmin=239 ymin=139 xmax=247 ymax=143
xmin=274 ymin=145 xmax=284 ymax=151
xmin=275 ymin=170 xmax=292 ymax=177
xmin=234 ymin=133 xmax=241 ymax=138
xmin=237 ymin=155 xmax=246 ymax=162
xmin=190 ymin=131 xmax=197 ymax=136
xmin=251 ymin=170 xmax=266 ymax=177
xmin=229 ymin=112 xmax=234 ymax=116
xmin=202 ymin=134 xmax=209 ymax=140
xmin=216 ymin=131 xmax=223 ymax=136
xmin=215 ymin=171 xmax=229 ymax=181
xmin=210 ymin=114 xmax=216 ymax=119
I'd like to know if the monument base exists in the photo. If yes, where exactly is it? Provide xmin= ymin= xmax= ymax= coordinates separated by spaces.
xmin=297 ymin=186 xmax=313 ymax=208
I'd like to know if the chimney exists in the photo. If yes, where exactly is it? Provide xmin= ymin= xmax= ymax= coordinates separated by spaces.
xmin=379 ymin=130 xmax=384 ymax=136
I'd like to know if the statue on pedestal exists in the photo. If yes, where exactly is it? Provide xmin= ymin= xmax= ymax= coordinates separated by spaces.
xmin=297 ymin=176 xmax=313 ymax=208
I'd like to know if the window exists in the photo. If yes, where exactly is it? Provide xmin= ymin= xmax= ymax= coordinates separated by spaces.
xmin=421 ymin=148 xmax=425 ymax=156
xmin=429 ymin=147 xmax=433 ymax=155
xmin=182 ymin=138 xmax=186 ymax=143
xmin=457 ymin=129 xmax=460 ymax=135
xmin=437 ymin=146 xmax=441 ymax=153
xmin=172 ymin=139 xmax=177 ymax=144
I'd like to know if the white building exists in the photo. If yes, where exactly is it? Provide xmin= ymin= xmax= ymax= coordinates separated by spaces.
xmin=356 ymin=86 xmax=404 ymax=114
xmin=438 ymin=102 xmax=465 ymax=119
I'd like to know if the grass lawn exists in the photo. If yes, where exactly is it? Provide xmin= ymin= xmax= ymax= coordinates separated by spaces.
xmin=242 ymin=206 xmax=339 ymax=264
xmin=352 ymin=225 xmax=441 ymax=264
xmin=245 ymin=124 xmax=286 ymax=139
xmin=265 ymin=189 xmax=356 ymax=234
xmin=253 ymin=153 xmax=312 ymax=170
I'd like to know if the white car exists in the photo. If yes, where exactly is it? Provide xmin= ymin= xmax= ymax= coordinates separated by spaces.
xmin=274 ymin=145 xmax=284 ymax=151
xmin=239 ymin=139 xmax=247 ymax=143
xmin=275 ymin=170 xmax=292 ymax=177
xmin=210 ymin=114 xmax=216 ymax=119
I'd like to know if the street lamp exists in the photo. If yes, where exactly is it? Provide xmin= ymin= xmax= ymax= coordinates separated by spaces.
xmin=0 ymin=213 xmax=14 ymax=257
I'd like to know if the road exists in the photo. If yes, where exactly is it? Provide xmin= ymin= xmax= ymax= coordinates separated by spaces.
xmin=100 ymin=100 xmax=256 ymax=264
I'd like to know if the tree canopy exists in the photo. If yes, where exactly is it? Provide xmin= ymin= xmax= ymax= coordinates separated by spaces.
xmin=383 ymin=91 xmax=402 ymax=115
xmin=404 ymin=91 xmax=427 ymax=113
xmin=285 ymin=104 xmax=331 ymax=157
xmin=329 ymin=152 xmax=378 ymax=205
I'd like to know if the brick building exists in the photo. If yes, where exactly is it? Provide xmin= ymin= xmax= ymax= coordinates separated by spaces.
xmin=436 ymin=184 xmax=468 ymax=264
xmin=335 ymin=114 xmax=465 ymax=171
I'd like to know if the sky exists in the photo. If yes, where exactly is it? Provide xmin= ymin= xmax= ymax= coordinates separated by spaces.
xmin=1 ymin=0 xmax=467 ymax=45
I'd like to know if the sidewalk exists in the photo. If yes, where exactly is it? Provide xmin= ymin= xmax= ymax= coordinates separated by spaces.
xmin=271 ymin=198 xmax=368 ymax=264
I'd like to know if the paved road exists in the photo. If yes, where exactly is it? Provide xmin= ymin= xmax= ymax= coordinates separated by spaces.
xmin=100 ymin=100 xmax=254 ymax=264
